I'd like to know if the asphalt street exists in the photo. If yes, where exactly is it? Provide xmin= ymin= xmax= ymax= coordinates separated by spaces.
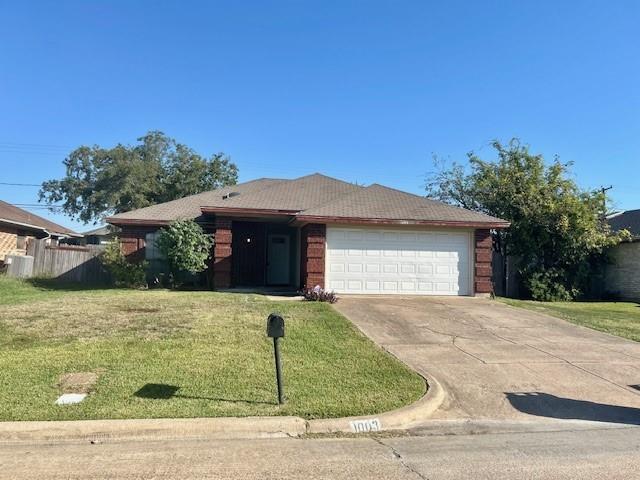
xmin=1 ymin=422 xmax=638 ymax=479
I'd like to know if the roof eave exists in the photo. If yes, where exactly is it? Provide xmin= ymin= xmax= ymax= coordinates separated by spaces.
xmin=106 ymin=217 xmax=173 ymax=227
xmin=0 ymin=218 xmax=48 ymax=233
xmin=293 ymin=215 xmax=510 ymax=229
xmin=200 ymin=206 xmax=300 ymax=217
xmin=0 ymin=217 xmax=79 ymax=237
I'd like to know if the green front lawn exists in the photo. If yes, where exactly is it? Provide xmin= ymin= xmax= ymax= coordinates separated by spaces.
xmin=498 ymin=298 xmax=640 ymax=342
xmin=0 ymin=277 xmax=424 ymax=421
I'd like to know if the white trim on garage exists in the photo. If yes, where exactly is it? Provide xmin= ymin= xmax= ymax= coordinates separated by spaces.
xmin=325 ymin=226 xmax=473 ymax=296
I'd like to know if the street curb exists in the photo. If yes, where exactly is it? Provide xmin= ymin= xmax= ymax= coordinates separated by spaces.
xmin=306 ymin=373 xmax=444 ymax=434
xmin=0 ymin=416 xmax=307 ymax=444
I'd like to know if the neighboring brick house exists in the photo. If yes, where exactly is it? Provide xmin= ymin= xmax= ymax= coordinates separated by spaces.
xmin=107 ymin=173 xmax=509 ymax=296
xmin=0 ymin=200 xmax=79 ymax=262
xmin=606 ymin=210 xmax=640 ymax=300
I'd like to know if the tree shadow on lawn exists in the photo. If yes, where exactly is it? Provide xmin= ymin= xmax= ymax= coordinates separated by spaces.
xmin=134 ymin=383 xmax=275 ymax=406
xmin=506 ymin=392 xmax=640 ymax=425
xmin=27 ymin=277 xmax=114 ymax=292
xmin=27 ymin=277 xmax=216 ymax=293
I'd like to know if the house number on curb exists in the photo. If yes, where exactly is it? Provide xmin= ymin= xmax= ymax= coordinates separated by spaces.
xmin=350 ymin=418 xmax=382 ymax=433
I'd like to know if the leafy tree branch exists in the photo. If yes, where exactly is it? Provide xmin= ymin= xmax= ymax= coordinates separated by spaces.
xmin=39 ymin=131 xmax=238 ymax=223
xmin=426 ymin=139 xmax=629 ymax=300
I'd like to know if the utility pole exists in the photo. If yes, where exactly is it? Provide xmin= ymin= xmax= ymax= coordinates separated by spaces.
xmin=599 ymin=185 xmax=613 ymax=220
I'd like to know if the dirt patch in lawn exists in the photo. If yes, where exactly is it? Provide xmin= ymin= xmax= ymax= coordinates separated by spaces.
xmin=57 ymin=371 xmax=101 ymax=394
xmin=120 ymin=306 xmax=162 ymax=313
xmin=0 ymin=294 xmax=196 ymax=341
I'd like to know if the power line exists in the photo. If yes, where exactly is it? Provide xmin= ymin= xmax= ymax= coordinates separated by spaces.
xmin=0 ymin=141 xmax=71 ymax=148
xmin=0 ymin=182 xmax=42 ymax=187
xmin=10 ymin=204 xmax=61 ymax=208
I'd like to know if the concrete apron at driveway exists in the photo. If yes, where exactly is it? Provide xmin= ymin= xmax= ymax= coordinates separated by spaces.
xmin=334 ymin=296 xmax=640 ymax=424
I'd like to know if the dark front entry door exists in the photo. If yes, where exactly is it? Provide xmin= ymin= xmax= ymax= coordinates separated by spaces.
xmin=232 ymin=222 xmax=266 ymax=286
xmin=267 ymin=234 xmax=290 ymax=285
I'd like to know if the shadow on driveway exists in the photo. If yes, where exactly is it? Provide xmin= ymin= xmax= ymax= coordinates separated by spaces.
xmin=506 ymin=392 xmax=640 ymax=425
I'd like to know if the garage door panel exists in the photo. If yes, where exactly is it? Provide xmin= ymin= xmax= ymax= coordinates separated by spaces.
xmin=365 ymin=279 xmax=378 ymax=288
xmin=326 ymin=227 xmax=471 ymax=296
xmin=329 ymin=263 xmax=344 ymax=273
xmin=417 ymin=264 xmax=433 ymax=274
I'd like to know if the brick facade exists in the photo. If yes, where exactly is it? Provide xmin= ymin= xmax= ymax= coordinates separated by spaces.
xmin=213 ymin=217 xmax=232 ymax=289
xmin=300 ymin=223 xmax=326 ymax=289
xmin=474 ymin=229 xmax=493 ymax=295
xmin=119 ymin=227 xmax=156 ymax=262
xmin=605 ymin=241 xmax=640 ymax=300
xmin=116 ymin=221 xmax=494 ymax=296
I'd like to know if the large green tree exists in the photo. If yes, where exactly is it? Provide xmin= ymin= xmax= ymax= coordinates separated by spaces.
xmin=39 ymin=131 xmax=238 ymax=223
xmin=426 ymin=139 xmax=628 ymax=300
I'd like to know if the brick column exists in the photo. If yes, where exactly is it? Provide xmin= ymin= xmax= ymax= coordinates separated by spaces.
xmin=213 ymin=217 xmax=232 ymax=289
xmin=474 ymin=229 xmax=493 ymax=296
xmin=300 ymin=223 xmax=326 ymax=289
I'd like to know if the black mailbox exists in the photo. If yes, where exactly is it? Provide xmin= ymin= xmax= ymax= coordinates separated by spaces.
xmin=267 ymin=313 xmax=285 ymax=338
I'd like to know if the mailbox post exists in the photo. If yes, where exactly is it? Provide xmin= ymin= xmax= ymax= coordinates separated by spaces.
xmin=267 ymin=313 xmax=285 ymax=405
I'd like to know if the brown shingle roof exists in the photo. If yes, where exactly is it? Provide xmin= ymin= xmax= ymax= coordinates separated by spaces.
xmin=0 ymin=200 xmax=78 ymax=236
xmin=108 ymin=173 xmax=508 ymax=227
xmin=608 ymin=209 xmax=640 ymax=239
xmin=108 ymin=178 xmax=286 ymax=223
xmin=298 ymin=183 xmax=508 ymax=226
xmin=206 ymin=173 xmax=361 ymax=211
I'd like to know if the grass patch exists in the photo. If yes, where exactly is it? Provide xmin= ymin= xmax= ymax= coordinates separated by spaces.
xmin=498 ymin=297 xmax=640 ymax=342
xmin=0 ymin=277 xmax=424 ymax=421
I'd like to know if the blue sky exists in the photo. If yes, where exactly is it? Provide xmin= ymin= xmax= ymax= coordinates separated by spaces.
xmin=0 ymin=1 xmax=638 ymax=231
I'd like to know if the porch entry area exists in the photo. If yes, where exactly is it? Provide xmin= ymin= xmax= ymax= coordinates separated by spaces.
xmin=230 ymin=221 xmax=300 ymax=288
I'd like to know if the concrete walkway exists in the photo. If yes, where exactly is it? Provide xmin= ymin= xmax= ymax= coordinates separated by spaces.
xmin=334 ymin=296 xmax=640 ymax=424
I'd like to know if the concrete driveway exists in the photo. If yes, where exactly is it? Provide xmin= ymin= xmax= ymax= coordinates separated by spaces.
xmin=334 ymin=296 xmax=640 ymax=424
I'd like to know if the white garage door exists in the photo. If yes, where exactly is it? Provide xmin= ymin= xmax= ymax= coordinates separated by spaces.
xmin=325 ymin=227 xmax=471 ymax=295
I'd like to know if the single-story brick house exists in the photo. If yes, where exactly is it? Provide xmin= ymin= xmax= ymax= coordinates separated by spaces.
xmin=0 ymin=200 xmax=79 ymax=263
xmin=107 ymin=173 xmax=509 ymax=296
xmin=606 ymin=209 xmax=640 ymax=300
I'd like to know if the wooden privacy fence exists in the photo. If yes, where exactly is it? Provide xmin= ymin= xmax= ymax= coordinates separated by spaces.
xmin=26 ymin=239 xmax=109 ymax=284
xmin=492 ymin=251 xmax=521 ymax=298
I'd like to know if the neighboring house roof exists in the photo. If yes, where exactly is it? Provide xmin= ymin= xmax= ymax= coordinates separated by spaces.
xmin=82 ymin=225 xmax=115 ymax=237
xmin=607 ymin=209 xmax=640 ymax=239
xmin=108 ymin=173 xmax=509 ymax=228
xmin=0 ymin=200 xmax=79 ymax=237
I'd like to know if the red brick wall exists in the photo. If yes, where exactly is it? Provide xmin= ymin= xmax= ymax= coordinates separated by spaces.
xmin=474 ymin=229 xmax=493 ymax=295
xmin=300 ymin=223 xmax=326 ymax=289
xmin=213 ymin=217 xmax=232 ymax=289
xmin=119 ymin=226 xmax=156 ymax=262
